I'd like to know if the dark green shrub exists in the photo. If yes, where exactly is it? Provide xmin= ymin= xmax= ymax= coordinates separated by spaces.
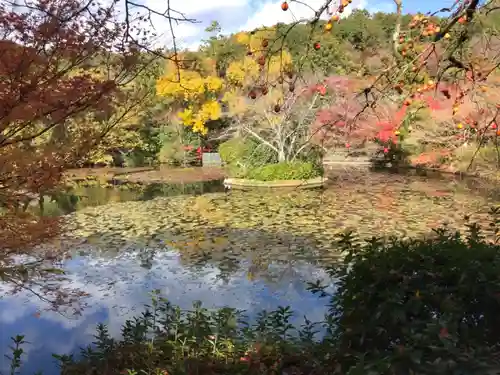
xmin=44 ymin=297 xmax=331 ymax=375
xmin=296 ymin=145 xmax=325 ymax=176
xmin=246 ymin=161 xmax=322 ymax=181
xmin=310 ymin=209 xmax=500 ymax=375
xmin=158 ymin=126 xmax=201 ymax=166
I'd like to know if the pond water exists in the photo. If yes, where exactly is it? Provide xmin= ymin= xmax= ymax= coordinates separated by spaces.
xmin=1 ymin=170 xmax=499 ymax=374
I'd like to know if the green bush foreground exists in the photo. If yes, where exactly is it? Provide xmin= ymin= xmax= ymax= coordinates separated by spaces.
xmin=7 ymin=209 xmax=500 ymax=375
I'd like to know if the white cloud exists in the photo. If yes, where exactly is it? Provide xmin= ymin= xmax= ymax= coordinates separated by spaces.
xmin=240 ymin=0 xmax=366 ymax=32
xmin=122 ymin=0 xmax=371 ymax=50
xmin=125 ymin=0 xmax=251 ymax=49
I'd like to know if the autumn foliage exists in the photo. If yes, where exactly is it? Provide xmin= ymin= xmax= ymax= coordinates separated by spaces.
xmin=156 ymin=27 xmax=293 ymax=136
xmin=0 ymin=0 xmax=152 ymax=251
xmin=1 ymin=0 xmax=500 ymax=255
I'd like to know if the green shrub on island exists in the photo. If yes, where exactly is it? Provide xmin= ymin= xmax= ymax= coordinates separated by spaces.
xmin=8 ymin=211 xmax=500 ymax=375
xmin=245 ymin=161 xmax=323 ymax=181
xmin=219 ymin=138 xmax=323 ymax=181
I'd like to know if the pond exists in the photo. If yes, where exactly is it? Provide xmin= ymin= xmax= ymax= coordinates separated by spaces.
xmin=1 ymin=170 xmax=499 ymax=374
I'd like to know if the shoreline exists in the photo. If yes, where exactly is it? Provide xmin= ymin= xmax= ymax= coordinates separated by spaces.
xmin=64 ymin=166 xmax=226 ymax=185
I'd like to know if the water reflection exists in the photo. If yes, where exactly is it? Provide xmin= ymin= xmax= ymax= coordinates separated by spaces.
xmin=39 ymin=179 xmax=225 ymax=216
xmin=0 ymin=245 xmax=332 ymax=375
xmin=2 ymin=170 xmax=500 ymax=374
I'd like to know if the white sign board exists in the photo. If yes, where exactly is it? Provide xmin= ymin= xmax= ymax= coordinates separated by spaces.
xmin=202 ymin=152 xmax=222 ymax=167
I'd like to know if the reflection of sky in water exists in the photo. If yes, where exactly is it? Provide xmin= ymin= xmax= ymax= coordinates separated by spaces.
xmin=0 ymin=246 xmax=334 ymax=375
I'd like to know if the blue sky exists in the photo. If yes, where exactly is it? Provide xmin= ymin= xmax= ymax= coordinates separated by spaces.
xmin=131 ymin=0 xmax=458 ymax=49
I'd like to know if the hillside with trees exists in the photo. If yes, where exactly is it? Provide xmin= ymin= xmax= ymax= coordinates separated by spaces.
xmin=4 ymin=4 xmax=497 ymax=176
xmin=151 ymin=6 xmax=500 ymax=180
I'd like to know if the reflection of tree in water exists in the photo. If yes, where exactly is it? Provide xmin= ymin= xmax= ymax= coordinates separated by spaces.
xmin=137 ymin=247 xmax=157 ymax=269
xmin=170 ymin=226 xmax=325 ymax=285
xmin=0 ymin=253 xmax=89 ymax=316
xmin=139 ymin=180 xmax=224 ymax=201
xmin=36 ymin=179 xmax=226 ymax=217
xmin=17 ymin=168 xmax=495 ymax=316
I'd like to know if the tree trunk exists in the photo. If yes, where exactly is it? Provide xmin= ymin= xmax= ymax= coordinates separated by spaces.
xmin=278 ymin=149 xmax=286 ymax=162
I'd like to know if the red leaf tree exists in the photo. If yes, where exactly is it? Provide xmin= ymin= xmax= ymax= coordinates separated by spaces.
xmin=309 ymin=76 xmax=406 ymax=153
xmin=0 ymin=0 xmax=154 ymax=251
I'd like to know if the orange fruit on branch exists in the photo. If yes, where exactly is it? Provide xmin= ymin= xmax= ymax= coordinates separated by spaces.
xmin=325 ymin=22 xmax=333 ymax=31
xmin=281 ymin=1 xmax=288 ymax=11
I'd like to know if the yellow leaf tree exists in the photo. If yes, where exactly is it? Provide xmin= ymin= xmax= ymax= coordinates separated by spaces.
xmin=155 ymin=27 xmax=294 ymax=136
xmin=156 ymin=53 xmax=224 ymax=135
